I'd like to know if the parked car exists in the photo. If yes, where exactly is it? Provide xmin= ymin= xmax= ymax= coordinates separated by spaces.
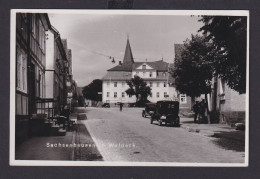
xmin=102 ymin=103 xmax=110 ymax=108
xmin=142 ymin=103 xmax=156 ymax=118
xmin=151 ymin=101 xmax=180 ymax=126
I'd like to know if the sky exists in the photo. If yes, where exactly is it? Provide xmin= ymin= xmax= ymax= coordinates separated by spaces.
xmin=48 ymin=13 xmax=204 ymax=87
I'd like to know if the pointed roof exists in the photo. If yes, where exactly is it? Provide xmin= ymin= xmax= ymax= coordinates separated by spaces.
xmin=108 ymin=38 xmax=135 ymax=71
xmin=123 ymin=38 xmax=134 ymax=64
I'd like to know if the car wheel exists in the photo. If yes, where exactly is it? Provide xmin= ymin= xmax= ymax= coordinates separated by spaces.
xmin=150 ymin=118 xmax=153 ymax=124
xmin=159 ymin=120 xmax=162 ymax=126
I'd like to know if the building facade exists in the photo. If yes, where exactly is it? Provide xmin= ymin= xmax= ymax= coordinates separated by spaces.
xmin=102 ymin=39 xmax=178 ymax=104
xmin=210 ymin=77 xmax=246 ymax=124
xmin=16 ymin=13 xmax=51 ymax=144
xmin=45 ymin=26 xmax=70 ymax=115
xmin=15 ymin=13 xmax=76 ymax=145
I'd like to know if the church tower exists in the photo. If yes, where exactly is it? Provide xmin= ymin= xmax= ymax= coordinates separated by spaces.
xmin=122 ymin=37 xmax=134 ymax=66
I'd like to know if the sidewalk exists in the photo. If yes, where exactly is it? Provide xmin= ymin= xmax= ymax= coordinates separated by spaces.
xmin=180 ymin=117 xmax=238 ymax=137
xmin=15 ymin=110 xmax=103 ymax=161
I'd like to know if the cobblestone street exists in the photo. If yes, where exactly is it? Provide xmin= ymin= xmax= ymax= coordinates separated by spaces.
xmin=82 ymin=107 xmax=245 ymax=163
xmin=15 ymin=107 xmax=245 ymax=163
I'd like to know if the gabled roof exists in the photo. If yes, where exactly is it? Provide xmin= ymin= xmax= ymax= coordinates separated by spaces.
xmin=102 ymin=71 xmax=132 ymax=81
xmin=132 ymin=60 xmax=169 ymax=71
xmin=134 ymin=62 xmax=154 ymax=70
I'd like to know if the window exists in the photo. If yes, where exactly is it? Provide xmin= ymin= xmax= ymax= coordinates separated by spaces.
xmin=38 ymin=20 xmax=45 ymax=52
xmin=17 ymin=59 xmax=21 ymax=89
xmin=164 ymin=82 xmax=167 ymax=87
xmin=107 ymin=92 xmax=110 ymax=97
xmin=150 ymin=82 xmax=153 ymax=87
xmin=37 ymin=70 xmax=41 ymax=97
xmin=40 ymin=72 xmax=44 ymax=97
xmin=164 ymin=92 xmax=168 ymax=98
xmin=22 ymin=59 xmax=27 ymax=91
xmin=16 ymin=49 xmax=27 ymax=93
xmin=163 ymin=72 xmax=166 ymax=77
xmin=42 ymin=74 xmax=45 ymax=98
xmin=114 ymin=92 xmax=117 ymax=98
xmin=149 ymin=72 xmax=152 ymax=77
xmin=219 ymin=79 xmax=226 ymax=100
xmin=114 ymin=82 xmax=117 ymax=87
xmin=122 ymin=92 xmax=125 ymax=98
xmin=107 ymin=82 xmax=110 ymax=87
xmin=180 ymin=94 xmax=187 ymax=103
xmin=220 ymin=79 xmax=225 ymax=94
xmin=157 ymin=82 xmax=160 ymax=87
xmin=143 ymin=71 xmax=146 ymax=76
xmin=157 ymin=92 xmax=160 ymax=98
xmin=142 ymin=65 xmax=146 ymax=69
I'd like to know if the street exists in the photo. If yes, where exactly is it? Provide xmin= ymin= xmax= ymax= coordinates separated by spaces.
xmin=80 ymin=107 xmax=245 ymax=163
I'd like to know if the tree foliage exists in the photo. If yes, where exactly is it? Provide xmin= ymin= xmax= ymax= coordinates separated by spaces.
xmin=82 ymin=79 xmax=102 ymax=101
xmin=173 ymin=35 xmax=216 ymax=97
xmin=125 ymin=75 xmax=151 ymax=103
xmin=199 ymin=16 xmax=247 ymax=94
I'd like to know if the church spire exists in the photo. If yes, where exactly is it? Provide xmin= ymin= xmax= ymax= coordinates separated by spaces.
xmin=123 ymin=37 xmax=134 ymax=65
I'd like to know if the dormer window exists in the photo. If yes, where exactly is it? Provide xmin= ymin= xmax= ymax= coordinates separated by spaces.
xmin=142 ymin=65 xmax=146 ymax=69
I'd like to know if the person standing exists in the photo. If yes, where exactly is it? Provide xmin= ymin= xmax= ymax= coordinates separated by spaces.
xmin=199 ymin=99 xmax=206 ymax=123
xmin=120 ymin=103 xmax=123 ymax=112
xmin=192 ymin=101 xmax=200 ymax=123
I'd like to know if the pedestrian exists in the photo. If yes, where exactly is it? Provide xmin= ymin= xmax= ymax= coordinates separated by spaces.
xmin=192 ymin=101 xmax=200 ymax=123
xmin=199 ymin=99 xmax=206 ymax=123
xmin=120 ymin=103 xmax=123 ymax=112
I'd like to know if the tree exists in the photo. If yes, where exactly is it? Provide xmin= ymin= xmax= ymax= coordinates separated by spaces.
xmin=125 ymin=75 xmax=151 ymax=104
xmin=173 ymin=35 xmax=216 ymax=98
xmin=199 ymin=16 xmax=247 ymax=94
xmin=82 ymin=79 xmax=102 ymax=101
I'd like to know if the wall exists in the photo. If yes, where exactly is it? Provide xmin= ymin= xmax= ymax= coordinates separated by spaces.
xmin=16 ymin=13 xmax=49 ymax=146
xmin=45 ymin=31 xmax=54 ymax=70
xmin=179 ymin=95 xmax=193 ymax=113
xmin=45 ymin=31 xmax=55 ymax=99
xmin=102 ymin=80 xmax=136 ymax=104
xmin=102 ymin=80 xmax=178 ymax=104
xmin=217 ymin=80 xmax=246 ymax=125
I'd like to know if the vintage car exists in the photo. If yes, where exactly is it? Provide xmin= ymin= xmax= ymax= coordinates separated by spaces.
xmin=102 ymin=103 xmax=110 ymax=108
xmin=142 ymin=103 xmax=156 ymax=118
xmin=151 ymin=101 xmax=180 ymax=126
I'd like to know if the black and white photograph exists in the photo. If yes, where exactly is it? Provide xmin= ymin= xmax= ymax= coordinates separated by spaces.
xmin=10 ymin=10 xmax=249 ymax=166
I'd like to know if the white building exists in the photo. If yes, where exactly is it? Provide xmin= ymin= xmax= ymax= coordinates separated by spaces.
xmin=45 ymin=26 xmax=69 ymax=115
xmin=102 ymin=39 xmax=178 ymax=104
